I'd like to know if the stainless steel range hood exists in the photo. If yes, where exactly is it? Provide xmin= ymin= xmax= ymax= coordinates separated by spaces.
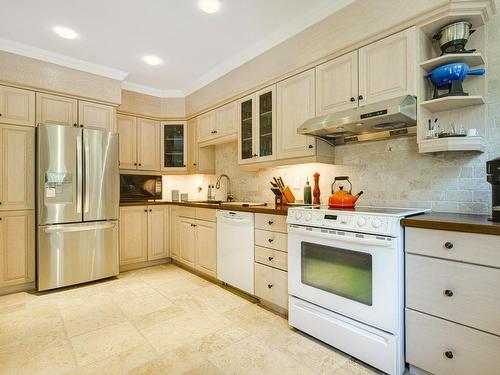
xmin=298 ymin=95 xmax=417 ymax=145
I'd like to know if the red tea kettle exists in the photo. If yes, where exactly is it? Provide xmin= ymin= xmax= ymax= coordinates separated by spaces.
xmin=328 ymin=176 xmax=363 ymax=208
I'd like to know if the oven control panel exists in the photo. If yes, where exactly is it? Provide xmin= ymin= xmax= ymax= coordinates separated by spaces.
xmin=288 ymin=209 xmax=398 ymax=236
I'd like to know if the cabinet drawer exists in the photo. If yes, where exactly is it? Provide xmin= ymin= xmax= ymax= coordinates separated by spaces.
xmin=195 ymin=207 xmax=216 ymax=222
xmin=406 ymin=309 xmax=500 ymax=375
xmin=255 ymin=246 xmax=287 ymax=271
xmin=178 ymin=206 xmax=196 ymax=218
xmin=254 ymin=263 xmax=288 ymax=309
xmin=406 ymin=254 xmax=500 ymax=335
xmin=406 ymin=228 xmax=500 ymax=268
xmin=255 ymin=229 xmax=287 ymax=252
xmin=255 ymin=214 xmax=287 ymax=233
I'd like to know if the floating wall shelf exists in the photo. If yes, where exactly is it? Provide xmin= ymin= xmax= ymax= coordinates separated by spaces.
xmin=420 ymin=53 xmax=485 ymax=71
xmin=419 ymin=136 xmax=485 ymax=153
xmin=420 ymin=96 xmax=485 ymax=113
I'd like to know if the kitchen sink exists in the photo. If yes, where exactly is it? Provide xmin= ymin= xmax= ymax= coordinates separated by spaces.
xmin=189 ymin=200 xmax=222 ymax=205
xmin=221 ymin=202 xmax=267 ymax=206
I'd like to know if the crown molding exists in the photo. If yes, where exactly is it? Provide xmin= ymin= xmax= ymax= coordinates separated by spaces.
xmin=121 ymin=81 xmax=185 ymax=98
xmin=0 ymin=38 xmax=129 ymax=81
xmin=182 ymin=0 xmax=354 ymax=95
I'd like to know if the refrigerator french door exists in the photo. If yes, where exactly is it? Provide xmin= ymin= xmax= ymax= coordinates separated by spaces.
xmin=37 ymin=123 xmax=119 ymax=291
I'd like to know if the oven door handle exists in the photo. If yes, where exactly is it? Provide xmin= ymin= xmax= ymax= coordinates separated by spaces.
xmin=289 ymin=226 xmax=393 ymax=247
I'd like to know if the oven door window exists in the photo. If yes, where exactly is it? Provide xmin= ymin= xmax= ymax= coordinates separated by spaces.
xmin=301 ymin=241 xmax=372 ymax=306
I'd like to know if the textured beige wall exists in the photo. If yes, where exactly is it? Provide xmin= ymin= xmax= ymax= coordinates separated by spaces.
xmin=118 ymin=90 xmax=186 ymax=118
xmin=0 ymin=51 xmax=122 ymax=104
xmin=185 ymin=0 xmax=446 ymax=115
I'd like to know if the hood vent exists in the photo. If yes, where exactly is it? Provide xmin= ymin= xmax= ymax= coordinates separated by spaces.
xmin=298 ymin=95 xmax=417 ymax=145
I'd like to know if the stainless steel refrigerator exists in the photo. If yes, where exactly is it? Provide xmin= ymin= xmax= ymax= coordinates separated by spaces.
xmin=37 ymin=123 xmax=119 ymax=291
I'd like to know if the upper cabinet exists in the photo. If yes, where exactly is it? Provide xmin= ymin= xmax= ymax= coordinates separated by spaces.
xmin=237 ymin=85 xmax=276 ymax=164
xmin=117 ymin=115 xmax=160 ymax=171
xmin=0 ymin=85 xmax=35 ymax=127
xmin=277 ymin=69 xmax=316 ymax=159
xmin=187 ymin=118 xmax=199 ymax=173
xmin=316 ymin=27 xmax=416 ymax=115
xmin=36 ymin=93 xmax=78 ymax=126
xmin=78 ymin=100 xmax=116 ymax=132
xmin=316 ymin=51 xmax=358 ymax=116
xmin=0 ymin=124 xmax=35 ymax=211
xmin=161 ymin=121 xmax=187 ymax=171
xmin=197 ymin=102 xmax=238 ymax=145
xmin=36 ymin=92 xmax=116 ymax=131
xmin=358 ymin=27 xmax=416 ymax=106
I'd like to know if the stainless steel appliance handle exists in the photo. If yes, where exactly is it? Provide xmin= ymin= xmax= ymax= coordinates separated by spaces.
xmin=288 ymin=225 xmax=393 ymax=247
xmin=42 ymin=222 xmax=116 ymax=233
xmin=76 ymin=134 xmax=82 ymax=214
xmin=84 ymin=135 xmax=90 ymax=213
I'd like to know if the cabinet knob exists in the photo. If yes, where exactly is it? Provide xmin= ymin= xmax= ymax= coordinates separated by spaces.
xmin=214 ymin=130 xmax=217 ymax=134
xmin=268 ymin=256 xmax=274 ymax=261
xmin=73 ymin=123 xmax=78 ymax=127
xmin=268 ymin=238 xmax=274 ymax=243
xmin=183 ymin=164 xmax=186 ymax=167
xmin=308 ymin=144 xmax=313 ymax=149
xmin=350 ymin=97 xmax=356 ymax=102
xmin=252 ymin=154 xmax=258 ymax=158
xmin=0 ymin=113 xmax=2 ymax=117
xmin=144 ymin=209 xmax=148 ymax=212
xmin=193 ymin=163 xmax=197 ymax=166
xmin=134 ymin=162 xmax=137 ymax=166
xmin=444 ymin=242 xmax=454 ymax=249
xmin=138 ymin=163 xmax=142 ymax=166
xmin=358 ymin=95 xmax=364 ymax=100
xmin=80 ymin=124 xmax=84 ymax=128
xmin=444 ymin=289 xmax=454 ymax=297
xmin=267 ymin=284 xmax=273 ymax=289
xmin=149 ymin=209 xmax=152 ymax=212
xmin=268 ymin=220 xmax=274 ymax=225
xmin=444 ymin=351 xmax=454 ymax=359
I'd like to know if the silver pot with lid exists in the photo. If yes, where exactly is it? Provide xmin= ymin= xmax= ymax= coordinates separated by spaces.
xmin=433 ymin=21 xmax=476 ymax=54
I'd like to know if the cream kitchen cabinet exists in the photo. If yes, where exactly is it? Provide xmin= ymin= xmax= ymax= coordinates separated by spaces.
xmin=169 ymin=205 xmax=180 ymax=260
xmin=238 ymin=85 xmax=276 ymax=164
xmin=187 ymin=118 xmax=199 ymax=173
xmin=197 ymin=111 xmax=216 ymax=143
xmin=176 ymin=207 xmax=217 ymax=277
xmin=117 ymin=115 xmax=161 ymax=171
xmin=0 ymin=210 xmax=35 ymax=288
xmin=119 ymin=205 xmax=169 ymax=266
xmin=316 ymin=28 xmax=416 ymax=116
xmin=161 ymin=121 xmax=187 ymax=171
xmin=255 ymin=263 xmax=288 ymax=309
xmin=78 ymin=100 xmax=116 ymax=132
xmin=36 ymin=92 xmax=115 ymax=131
xmin=276 ymin=69 xmax=317 ymax=159
xmin=198 ymin=102 xmax=238 ymax=145
xmin=358 ymin=27 xmax=416 ymax=106
xmin=0 ymin=124 xmax=35 ymax=211
xmin=0 ymin=85 xmax=35 ymax=127
xmin=316 ymin=51 xmax=358 ymax=116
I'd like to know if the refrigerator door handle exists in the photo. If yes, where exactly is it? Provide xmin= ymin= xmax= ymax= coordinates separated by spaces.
xmin=84 ymin=135 xmax=90 ymax=213
xmin=76 ymin=134 xmax=83 ymax=214
xmin=42 ymin=222 xmax=117 ymax=233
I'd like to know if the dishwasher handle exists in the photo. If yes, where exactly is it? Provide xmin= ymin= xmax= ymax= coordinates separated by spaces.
xmin=217 ymin=214 xmax=254 ymax=227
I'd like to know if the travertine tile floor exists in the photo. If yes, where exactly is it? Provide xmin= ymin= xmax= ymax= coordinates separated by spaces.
xmin=0 ymin=264 xmax=385 ymax=375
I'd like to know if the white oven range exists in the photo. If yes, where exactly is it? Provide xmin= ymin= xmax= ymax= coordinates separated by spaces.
xmin=287 ymin=206 xmax=428 ymax=375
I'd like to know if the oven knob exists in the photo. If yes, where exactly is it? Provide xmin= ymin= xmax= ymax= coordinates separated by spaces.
xmin=372 ymin=218 xmax=382 ymax=228
xmin=294 ymin=211 xmax=303 ymax=221
xmin=305 ymin=213 xmax=312 ymax=222
xmin=357 ymin=216 xmax=367 ymax=227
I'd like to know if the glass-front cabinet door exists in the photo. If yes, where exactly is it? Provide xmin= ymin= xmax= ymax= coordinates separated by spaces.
xmin=255 ymin=86 xmax=276 ymax=162
xmin=161 ymin=121 xmax=187 ymax=171
xmin=238 ymin=94 xmax=256 ymax=164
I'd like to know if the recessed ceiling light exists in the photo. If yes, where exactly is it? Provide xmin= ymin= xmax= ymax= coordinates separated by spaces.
xmin=142 ymin=55 xmax=163 ymax=66
xmin=198 ymin=0 xmax=221 ymax=14
xmin=53 ymin=26 xmax=78 ymax=40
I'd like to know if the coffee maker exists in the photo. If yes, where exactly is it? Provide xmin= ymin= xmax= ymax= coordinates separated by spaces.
xmin=487 ymin=158 xmax=500 ymax=222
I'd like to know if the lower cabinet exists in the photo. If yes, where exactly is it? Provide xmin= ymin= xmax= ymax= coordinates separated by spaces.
xmin=177 ymin=209 xmax=217 ymax=278
xmin=169 ymin=205 xmax=180 ymax=260
xmin=0 ymin=210 xmax=35 ymax=288
xmin=119 ymin=205 xmax=169 ymax=266
xmin=255 ymin=263 xmax=288 ymax=309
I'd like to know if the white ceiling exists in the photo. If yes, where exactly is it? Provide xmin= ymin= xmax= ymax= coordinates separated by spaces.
xmin=0 ymin=0 xmax=353 ymax=97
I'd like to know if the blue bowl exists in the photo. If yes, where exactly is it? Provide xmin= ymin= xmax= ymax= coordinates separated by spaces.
xmin=425 ymin=63 xmax=485 ymax=89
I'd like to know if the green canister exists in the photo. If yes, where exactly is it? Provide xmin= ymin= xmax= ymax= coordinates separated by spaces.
xmin=303 ymin=177 xmax=312 ymax=204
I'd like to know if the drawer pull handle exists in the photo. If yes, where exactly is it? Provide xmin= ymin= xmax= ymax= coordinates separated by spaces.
xmin=268 ymin=284 xmax=273 ymax=289
xmin=268 ymin=256 xmax=274 ymax=261
xmin=268 ymin=238 xmax=274 ymax=243
xmin=444 ymin=289 xmax=454 ymax=297
xmin=444 ymin=242 xmax=454 ymax=249
xmin=268 ymin=220 xmax=274 ymax=225
xmin=444 ymin=351 xmax=454 ymax=359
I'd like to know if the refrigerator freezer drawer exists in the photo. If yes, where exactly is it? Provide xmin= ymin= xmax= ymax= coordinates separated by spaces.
xmin=38 ymin=221 xmax=119 ymax=291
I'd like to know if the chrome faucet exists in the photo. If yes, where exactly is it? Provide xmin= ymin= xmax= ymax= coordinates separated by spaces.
xmin=215 ymin=174 xmax=234 ymax=202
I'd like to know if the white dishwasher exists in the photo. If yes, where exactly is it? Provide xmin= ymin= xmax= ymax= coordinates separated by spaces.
xmin=216 ymin=210 xmax=255 ymax=294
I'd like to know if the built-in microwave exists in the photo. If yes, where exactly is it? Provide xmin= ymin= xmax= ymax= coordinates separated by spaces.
xmin=120 ymin=174 xmax=162 ymax=202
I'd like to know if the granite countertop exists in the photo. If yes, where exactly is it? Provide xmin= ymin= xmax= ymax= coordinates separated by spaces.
xmin=120 ymin=200 xmax=289 ymax=216
xmin=402 ymin=212 xmax=500 ymax=236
